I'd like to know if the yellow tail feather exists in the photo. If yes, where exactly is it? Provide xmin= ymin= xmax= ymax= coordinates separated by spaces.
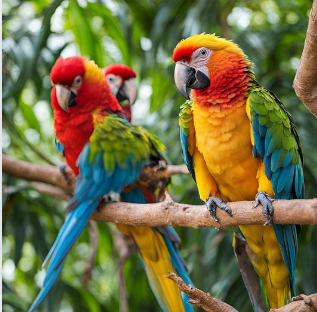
xmin=116 ymin=224 xmax=186 ymax=312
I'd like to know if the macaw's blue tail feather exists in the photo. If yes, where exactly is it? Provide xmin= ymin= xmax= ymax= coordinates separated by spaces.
xmin=120 ymin=187 xmax=194 ymax=312
xmin=28 ymin=260 xmax=65 ymax=312
xmin=28 ymin=199 xmax=98 ymax=312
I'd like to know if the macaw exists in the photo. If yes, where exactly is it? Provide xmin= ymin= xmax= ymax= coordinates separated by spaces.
xmin=29 ymin=57 xmax=193 ymax=312
xmin=104 ymin=64 xmax=137 ymax=122
xmin=173 ymin=34 xmax=304 ymax=310
xmin=103 ymin=63 xmax=194 ymax=312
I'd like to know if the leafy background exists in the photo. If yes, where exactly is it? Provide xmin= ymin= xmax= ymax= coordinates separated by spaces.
xmin=2 ymin=0 xmax=317 ymax=311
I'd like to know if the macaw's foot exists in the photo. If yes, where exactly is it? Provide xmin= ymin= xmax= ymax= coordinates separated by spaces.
xmin=205 ymin=196 xmax=232 ymax=222
xmin=145 ymin=159 xmax=167 ymax=171
xmin=97 ymin=196 xmax=108 ymax=211
xmin=59 ymin=164 xmax=72 ymax=185
xmin=253 ymin=191 xmax=274 ymax=226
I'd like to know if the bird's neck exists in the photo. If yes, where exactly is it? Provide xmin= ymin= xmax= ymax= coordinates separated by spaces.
xmin=191 ymin=54 xmax=254 ymax=110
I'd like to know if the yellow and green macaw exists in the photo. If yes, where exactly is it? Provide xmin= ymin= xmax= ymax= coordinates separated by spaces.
xmin=173 ymin=34 xmax=304 ymax=310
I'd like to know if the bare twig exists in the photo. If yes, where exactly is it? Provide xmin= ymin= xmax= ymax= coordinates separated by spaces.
xmin=82 ymin=221 xmax=99 ymax=287
xmin=31 ymin=182 xmax=71 ymax=201
xmin=293 ymin=0 xmax=317 ymax=117
xmin=166 ymin=273 xmax=238 ymax=312
xmin=110 ymin=226 xmax=136 ymax=312
xmin=167 ymin=274 xmax=317 ymax=312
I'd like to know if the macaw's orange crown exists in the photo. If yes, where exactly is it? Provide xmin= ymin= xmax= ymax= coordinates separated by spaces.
xmin=173 ymin=33 xmax=245 ymax=63
xmin=104 ymin=64 xmax=137 ymax=81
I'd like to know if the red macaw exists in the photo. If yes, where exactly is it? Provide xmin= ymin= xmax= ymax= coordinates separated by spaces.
xmin=29 ymin=57 xmax=193 ymax=312
xmin=173 ymin=34 xmax=304 ymax=310
xmin=104 ymin=64 xmax=137 ymax=122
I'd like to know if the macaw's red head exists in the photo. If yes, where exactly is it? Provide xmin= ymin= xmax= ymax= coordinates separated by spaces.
xmin=173 ymin=33 xmax=253 ymax=108
xmin=50 ymin=56 xmax=121 ymax=116
xmin=104 ymin=64 xmax=137 ymax=122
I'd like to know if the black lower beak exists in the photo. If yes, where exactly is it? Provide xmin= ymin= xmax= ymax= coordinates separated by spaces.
xmin=174 ymin=63 xmax=210 ymax=99
xmin=68 ymin=91 xmax=77 ymax=107
xmin=116 ymin=85 xmax=127 ymax=103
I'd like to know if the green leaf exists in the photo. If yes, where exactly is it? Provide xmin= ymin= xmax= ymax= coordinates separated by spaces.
xmin=18 ymin=100 xmax=41 ymax=132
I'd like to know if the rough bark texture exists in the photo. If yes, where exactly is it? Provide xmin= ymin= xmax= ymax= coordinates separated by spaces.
xmin=166 ymin=273 xmax=238 ymax=312
xmin=91 ymin=194 xmax=317 ymax=227
xmin=293 ymin=0 xmax=317 ymax=117
xmin=167 ymin=273 xmax=317 ymax=312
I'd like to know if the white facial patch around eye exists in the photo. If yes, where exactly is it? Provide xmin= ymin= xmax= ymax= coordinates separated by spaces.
xmin=72 ymin=75 xmax=82 ymax=90
xmin=190 ymin=47 xmax=213 ymax=69
xmin=106 ymin=74 xmax=123 ymax=95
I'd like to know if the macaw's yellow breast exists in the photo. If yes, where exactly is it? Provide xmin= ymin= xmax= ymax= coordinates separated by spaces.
xmin=192 ymin=101 xmax=259 ymax=201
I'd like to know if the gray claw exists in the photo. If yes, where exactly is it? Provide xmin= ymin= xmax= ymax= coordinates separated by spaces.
xmin=253 ymin=191 xmax=274 ymax=226
xmin=206 ymin=196 xmax=232 ymax=222
xmin=59 ymin=164 xmax=70 ymax=185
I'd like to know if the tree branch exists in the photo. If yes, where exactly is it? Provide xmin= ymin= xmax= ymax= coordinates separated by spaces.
xmin=2 ymin=154 xmax=76 ymax=195
xmin=167 ymin=274 xmax=317 ymax=312
xmin=293 ymin=0 xmax=317 ymax=118
xmin=90 ymin=194 xmax=317 ymax=227
xmin=3 ymin=154 xmax=317 ymax=228
xmin=2 ymin=154 xmax=187 ymax=195
xmin=166 ymin=273 xmax=238 ymax=312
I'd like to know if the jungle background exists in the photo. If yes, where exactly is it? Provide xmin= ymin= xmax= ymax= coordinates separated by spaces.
xmin=2 ymin=0 xmax=317 ymax=311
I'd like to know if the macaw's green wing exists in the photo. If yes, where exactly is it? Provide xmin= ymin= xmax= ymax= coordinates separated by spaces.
xmin=248 ymin=87 xmax=304 ymax=200
xmin=73 ymin=115 xmax=165 ymax=202
xmin=247 ymin=86 xmax=305 ymax=297
xmin=179 ymin=100 xmax=196 ymax=181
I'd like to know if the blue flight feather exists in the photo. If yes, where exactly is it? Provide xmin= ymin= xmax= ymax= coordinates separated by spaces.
xmin=55 ymin=137 xmax=65 ymax=156
xmin=180 ymin=126 xmax=196 ymax=182
xmin=28 ymin=143 xmax=148 ymax=312
xmin=249 ymin=90 xmax=305 ymax=302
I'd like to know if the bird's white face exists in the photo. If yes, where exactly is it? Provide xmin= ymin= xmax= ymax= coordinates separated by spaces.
xmin=105 ymin=73 xmax=137 ymax=106
xmin=105 ymin=74 xmax=123 ymax=96
xmin=174 ymin=47 xmax=212 ymax=100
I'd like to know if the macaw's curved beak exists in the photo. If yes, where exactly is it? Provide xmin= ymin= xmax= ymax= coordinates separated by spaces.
xmin=174 ymin=63 xmax=210 ymax=100
xmin=116 ymin=78 xmax=137 ymax=106
xmin=55 ymin=85 xmax=77 ymax=113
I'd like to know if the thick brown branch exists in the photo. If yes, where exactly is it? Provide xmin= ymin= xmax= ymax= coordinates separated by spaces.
xmin=2 ymin=154 xmax=76 ymax=195
xmin=91 ymin=194 xmax=317 ymax=228
xmin=293 ymin=0 xmax=317 ymax=117
xmin=3 ymin=154 xmax=317 ymax=228
xmin=2 ymin=154 xmax=187 ymax=195
xmin=167 ymin=274 xmax=317 ymax=312
xmin=166 ymin=273 xmax=238 ymax=312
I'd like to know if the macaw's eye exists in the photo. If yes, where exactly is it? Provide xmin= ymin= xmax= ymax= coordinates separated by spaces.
xmin=182 ymin=59 xmax=186 ymax=63
xmin=201 ymin=49 xmax=206 ymax=55
xmin=74 ymin=76 xmax=81 ymax=84
xmin=108 ymin=77 xmax=113 ymax=81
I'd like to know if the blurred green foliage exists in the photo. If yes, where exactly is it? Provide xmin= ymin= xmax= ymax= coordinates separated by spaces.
xmin=2 ymin=0 xmax=317 ymax=311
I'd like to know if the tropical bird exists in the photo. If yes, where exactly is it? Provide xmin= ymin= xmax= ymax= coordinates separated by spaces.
xmin=173 ymin=34 xmax=304 ymax=310
xmin=104 ymin=63 xmax=137 ymax=122
xmin=104 ymin=63 xmax=194 ymax=312
xmin=29 ymin=57 xmax=193 ymax=312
